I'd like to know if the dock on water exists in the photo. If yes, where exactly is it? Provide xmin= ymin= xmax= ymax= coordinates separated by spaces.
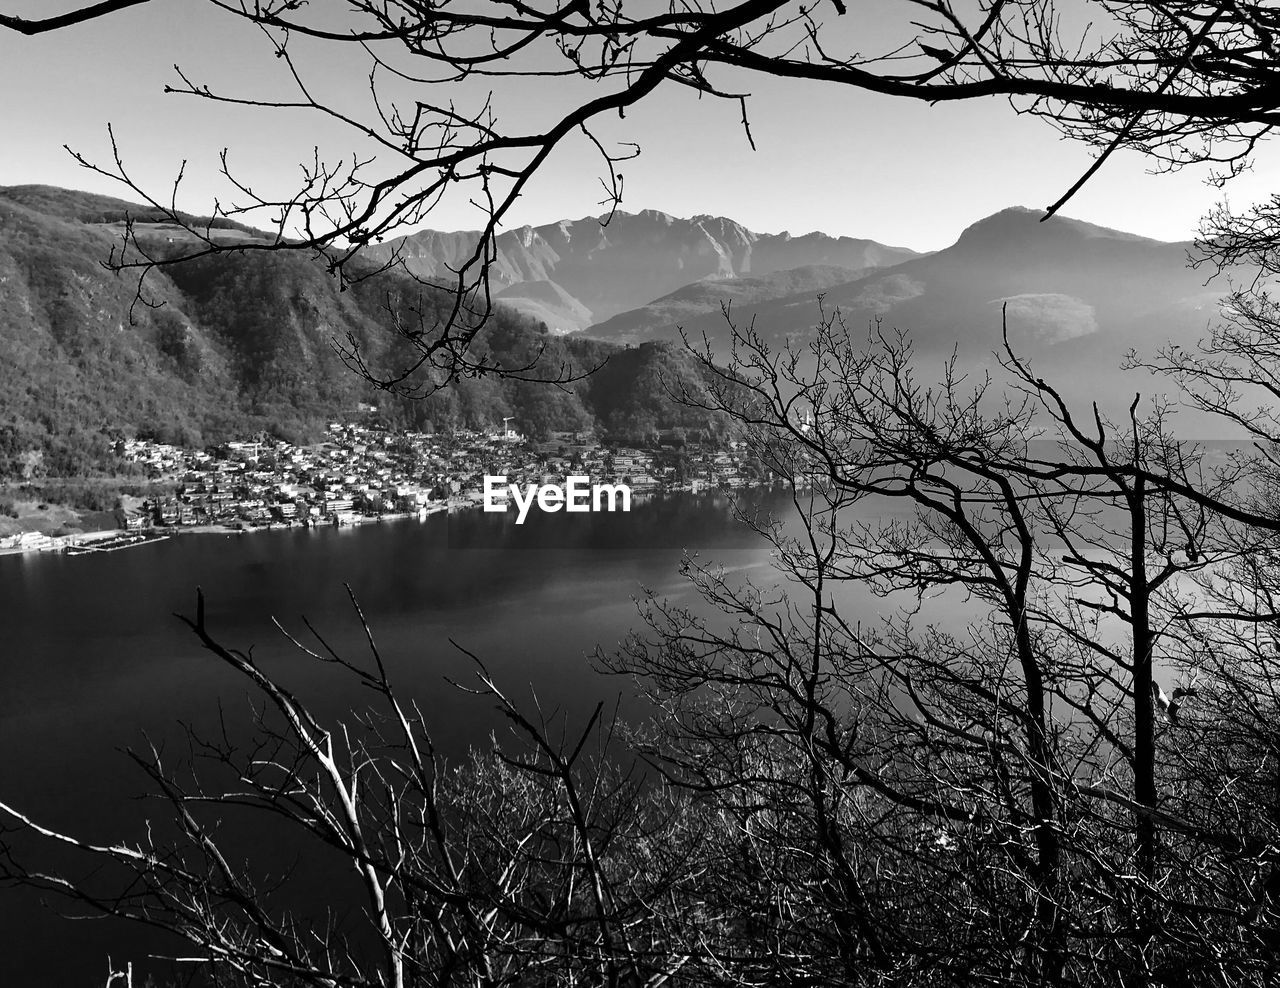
xmin=63 ymin=532 xmax=170 ymax=556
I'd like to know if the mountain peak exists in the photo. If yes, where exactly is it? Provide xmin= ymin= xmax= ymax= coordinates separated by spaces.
xmin=955 ymin=206 xmax=1170 ymax=250
xmin=607 ymin=208 xmax=676 ymax=226
xmin=366 ymin=207 xmax=919 ymax=326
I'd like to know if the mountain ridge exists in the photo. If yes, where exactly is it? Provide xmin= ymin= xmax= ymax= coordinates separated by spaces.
xmin=365 ymin=208 xmax=920 ymax=332
xmin=0 ymin=186 xmax=1237 ymax=478
xmin=953 ymin=206 xmax=1168 ymax=248
xmin=574 ymin=206 xmax=1226 ymax=416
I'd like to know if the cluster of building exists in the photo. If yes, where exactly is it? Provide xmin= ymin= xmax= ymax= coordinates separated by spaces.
xmin=1 ymin=530 xmax=72 ymax=553
xmin=113 ymin=423 xmax=759 ymax=532
xmin=0 ymin=423 xmax=760 ymax=555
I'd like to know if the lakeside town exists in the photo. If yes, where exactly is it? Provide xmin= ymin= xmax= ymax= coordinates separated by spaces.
xmin=0 ymin=422 xmax=761 ymax=556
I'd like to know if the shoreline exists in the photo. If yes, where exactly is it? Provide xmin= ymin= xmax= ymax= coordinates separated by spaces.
xmin=169 ymin=507 xmax=448 ymax=538
xmin=0 ymin=486 xmax=765 ymax=558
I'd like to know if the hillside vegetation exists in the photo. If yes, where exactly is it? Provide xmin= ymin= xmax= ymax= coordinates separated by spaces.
xmin=0 ymin=186 xmax=737 ymax=482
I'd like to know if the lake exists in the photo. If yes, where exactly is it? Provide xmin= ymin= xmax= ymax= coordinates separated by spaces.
xmin=0 ymin=473 xmax=1192 ymax=986
xmin=0 ymin=492 xmax=804 ymax=986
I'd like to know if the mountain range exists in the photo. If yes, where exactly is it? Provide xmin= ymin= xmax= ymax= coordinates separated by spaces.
xmin=577 ymin=207 xmax=1231 ymax=416
xmin=0 ymin=185 xmax=1244 ymax=482
xmin=370 ymin=203 xmax=1227 ymax=415
xmin=366 ymin=210 xmax=920 ymax=332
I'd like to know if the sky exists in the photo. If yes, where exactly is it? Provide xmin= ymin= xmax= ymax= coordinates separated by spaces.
xmin=2 ymin=0 xmax=1276 ymax=253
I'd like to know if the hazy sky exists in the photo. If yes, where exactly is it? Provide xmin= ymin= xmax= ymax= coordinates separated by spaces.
xmin=2 ymin=1 xmax=1275 ymax=252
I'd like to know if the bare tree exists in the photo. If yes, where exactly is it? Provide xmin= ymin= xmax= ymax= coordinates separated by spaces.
xmin=0 ymin=587 xmax=706 ymax=988
xmin=587 ymin=303 xmax=1280 ymax=984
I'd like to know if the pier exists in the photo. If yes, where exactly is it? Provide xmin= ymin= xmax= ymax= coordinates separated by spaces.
xmin=63 ymin=532 xmax=170 ymax=556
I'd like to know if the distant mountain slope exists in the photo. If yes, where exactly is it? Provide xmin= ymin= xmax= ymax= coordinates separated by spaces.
xmin=824 ymin=207 xmax=1219 ymax=361
xmin=583 ymin=264 xmax=869 ymax=346
xmin=580 ymin=207 xmax=1229 ymax=413
xmin=494 ymin=279 xmax=594 ymax=334
xmin=366 ymin=209 xmax=919 ymax=330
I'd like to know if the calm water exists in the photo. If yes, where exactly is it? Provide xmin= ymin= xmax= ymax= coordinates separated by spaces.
xmin=0 ymin=493 xmax=800 ymax=986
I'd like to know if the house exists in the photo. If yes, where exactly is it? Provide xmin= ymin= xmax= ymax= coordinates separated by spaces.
xmin=123 ymin=511 xmax=149 ymax=531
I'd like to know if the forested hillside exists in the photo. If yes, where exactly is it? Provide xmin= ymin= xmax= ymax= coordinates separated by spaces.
xmin=0 ymin=186 xmax=737 ymax=482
